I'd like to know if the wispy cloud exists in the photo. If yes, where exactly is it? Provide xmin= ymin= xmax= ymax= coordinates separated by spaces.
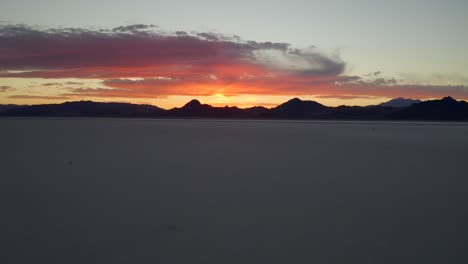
xmin=315 ymin=95 xmax=377 ymax=100
xmin=41 ymin=81 xmax=84 ymax=87
xmin=42 ymin=82 xmax=63 ymax=87
xmin=0 ymin=85 xmax=13 ymax=92
xmin=332 ymin=76 xmax=468 ymax=99
xmin=7 ymin=95 xmax=70 ymax=100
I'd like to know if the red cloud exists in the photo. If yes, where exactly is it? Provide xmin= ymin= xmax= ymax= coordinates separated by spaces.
xmin=0 ymin=25 xmax=343 ymax=76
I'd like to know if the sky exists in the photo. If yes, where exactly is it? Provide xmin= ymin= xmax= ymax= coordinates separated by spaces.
xmin=0 ymin=0 xmax=467 ymax=108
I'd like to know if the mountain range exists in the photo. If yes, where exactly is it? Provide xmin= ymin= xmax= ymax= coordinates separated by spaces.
xmin=378 ymin=97 xmax=422 ymax=108
xmin=1 ymin=97 xmax=467 ymax=121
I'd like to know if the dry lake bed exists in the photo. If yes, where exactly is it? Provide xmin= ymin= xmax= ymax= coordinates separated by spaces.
xmin=1 ymin=118 xmax=468 ymax=263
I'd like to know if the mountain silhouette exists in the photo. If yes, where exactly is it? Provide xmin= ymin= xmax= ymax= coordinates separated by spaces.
xmin=244 ymin=106 xmax=269 ymax=116
xmin=265 ymin=98 xmax=328 ymax=118
xmin=168 ymin=99 xmax=250 ymax=118
xmin=326 ymin=105 xmax=395 ymax=120
xmin=182 ymin=99 xmax=203 ymax=111
xmin=0 ymin=104 xmax=19 ymax=112
xmin=0 ymin=101 xmax=164 ymax=117
xmin=379 ymin=97 xmax=421 ymax=108
xmin=1 ymin=97 xmax=467 ymax=120
xmin=391 ymin=96 xmax=468 ymax=120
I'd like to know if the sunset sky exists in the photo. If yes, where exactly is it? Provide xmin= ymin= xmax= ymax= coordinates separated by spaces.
xmin=1 ymin=0 xmax=467 ymax=108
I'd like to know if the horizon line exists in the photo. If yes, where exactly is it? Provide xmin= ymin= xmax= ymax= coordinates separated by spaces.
xmin=2 ymin=96 xmax=460 ymax=110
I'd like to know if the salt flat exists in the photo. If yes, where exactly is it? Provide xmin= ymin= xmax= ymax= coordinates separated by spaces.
xmin=1 ymin=118 xmax=468 ymax=263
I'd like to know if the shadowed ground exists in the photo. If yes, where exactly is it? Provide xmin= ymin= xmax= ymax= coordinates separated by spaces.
xmin=1 ymin=118 xmax=467 ymax=263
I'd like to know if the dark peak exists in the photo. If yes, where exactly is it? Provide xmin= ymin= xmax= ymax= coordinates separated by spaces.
xmin=279 ymin=97 xmax=324 ymax=107
xmin=247 ymin=106 xmax=268 ymax=110
xmin=272 ymin=97 xmax=326 ymax=117
xmin=393 ymin=97 xmax=410 ymax=101
xmin=393 ymin=97 xmax=419 ymax=101
xmin=389 ymin=97 xmax=420 ymax=102
xmin=183 ymin=99 xmax=202 ymax=108
xmin=379 ymin=97 xmax=421 ymax=108
xmin=286 ymin=98 xmax=303 ymax=104
xmin=441 ymin=96 xmax=456 ymax=103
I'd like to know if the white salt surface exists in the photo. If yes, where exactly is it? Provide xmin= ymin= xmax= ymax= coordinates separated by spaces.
xmin=1 ymin=118 xmax=468 ymax=263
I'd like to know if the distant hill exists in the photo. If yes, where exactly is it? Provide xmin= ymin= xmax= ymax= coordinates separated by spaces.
xmin=379 ymin=98 xmax=421 ymax=108
xmin=0 ymin=104 xmax=20 ymax=112
xmin=1 ymin=97 xmax=467 ymax=121
xmin=326 ymin=105 xmax=396 ymax=120
xmin=391 ymin=96 xmax=468 ymax=120
xmin=263 ymin=98 xmax=397 ymax=120
xmin=168 ymin=99 xmax=255 ymax=118
xmin=264 ymin=98 xmax=329 ymax=118
xmin=0 ymin=101 xmax=164 ymax=117
xmin=244 ymin=106 xmax=269 ymax=116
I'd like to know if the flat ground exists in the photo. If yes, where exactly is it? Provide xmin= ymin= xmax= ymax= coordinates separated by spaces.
xmin=1 ymin=118 xmax=467 ymax=263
